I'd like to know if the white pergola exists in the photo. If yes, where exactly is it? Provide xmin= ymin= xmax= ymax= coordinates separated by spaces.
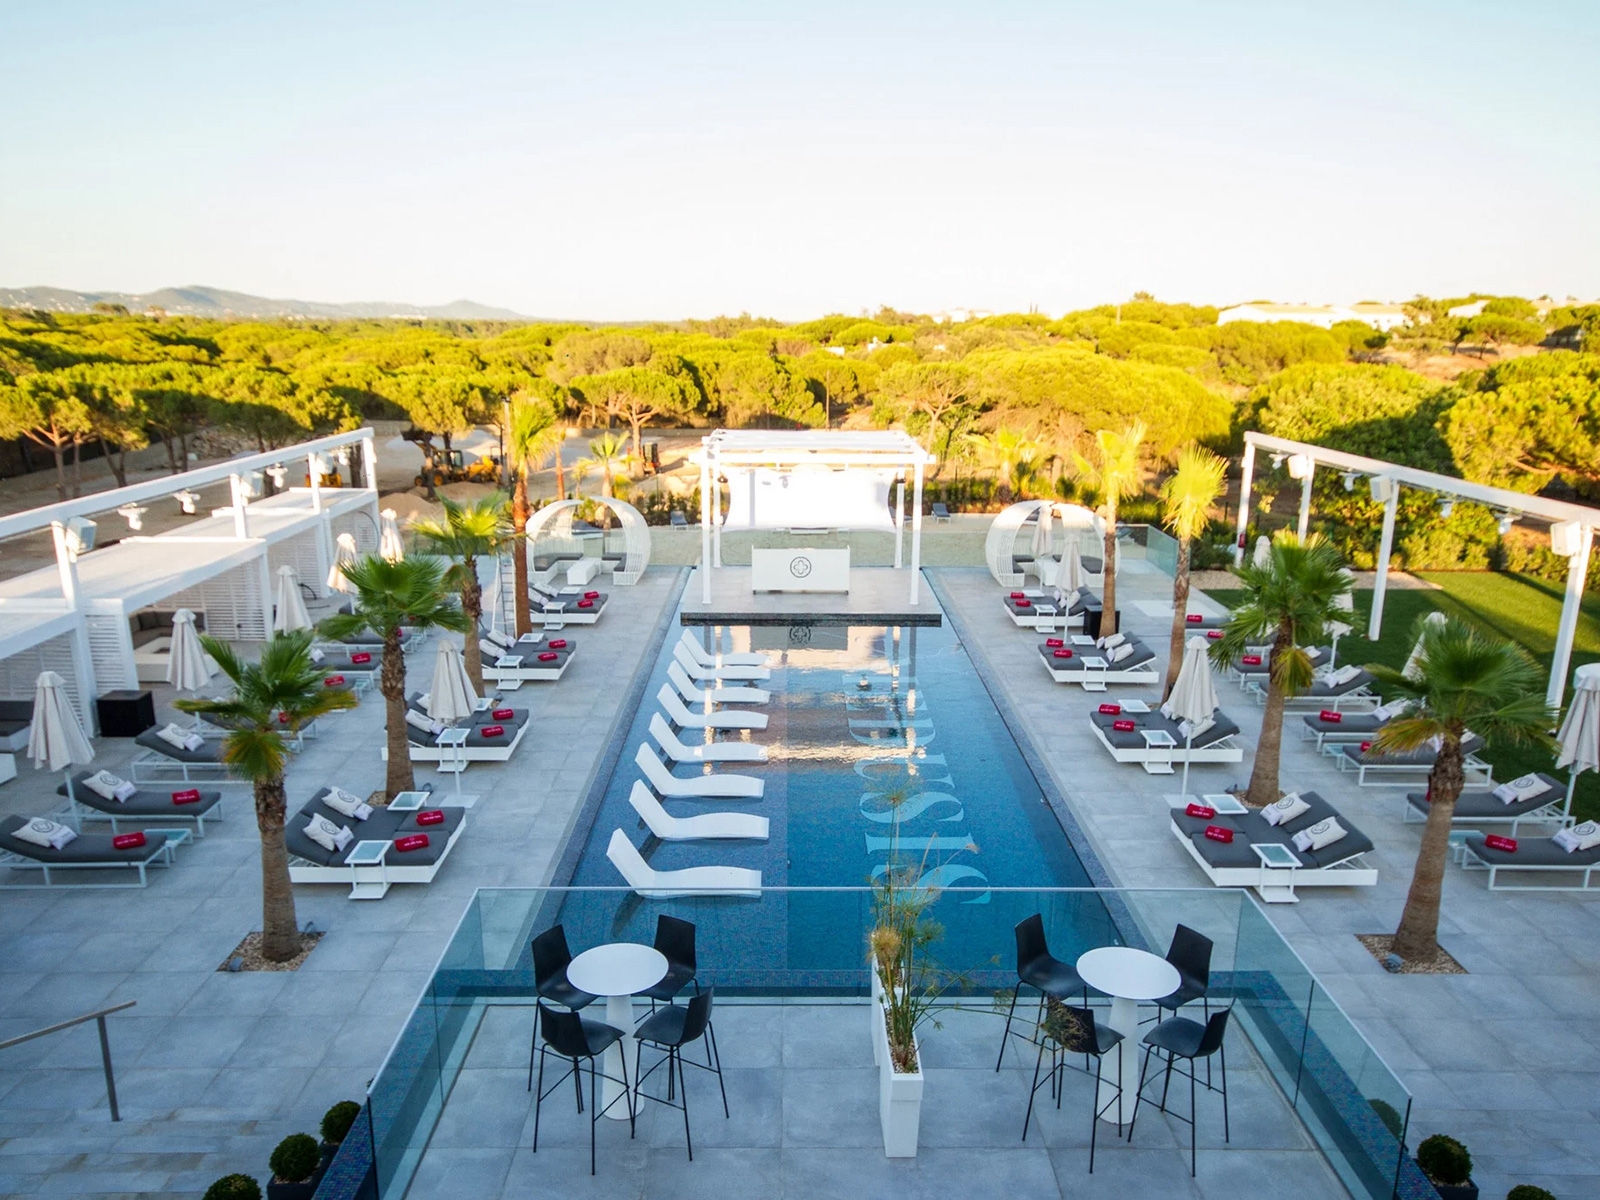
xmin=983 ymin=500 xmax=1105 ymax=588
xmin=695 ymin=430 xmax=937 ymax=605
xmin=525 ymin=497 xmax=651 ymax=585
xmin=1235 ymin=431 xmax=1598 ymax=708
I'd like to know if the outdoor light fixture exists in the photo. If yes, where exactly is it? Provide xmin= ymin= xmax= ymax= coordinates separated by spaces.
xmin=244 ymin=471 xmax=264 ymax=497
xmin=1437 ymin=496 xmax=1455 ymax=519
xmin=1551 ymin=521 xmax=1584 ymax=557
xmin=1341 ymin=471 xmax=1359 ymax=491
xmin=266 ymin=464 xmax=288 ymax=488
xmin=333 ymin=446 xmax=350 ymax=467
xmin=63 ymin=516 xmax=96 ymax=559
xmin=115 ymin=503 xmax=148 ymax=531
xmin=308 ymin=453 xmax=329 ymax=478
xmin=1270 ymin=453 xmax=1285 ymax=470
xmin=1286 ymin=454 xmax=1313 ymax=480
xmin=1368 ymin=476 xmax=1396 ymax=503
xmin=174 ymin=489 xmax=199 ymax=515
xmin=1496 ymin=511 xmax=1516 ymax=535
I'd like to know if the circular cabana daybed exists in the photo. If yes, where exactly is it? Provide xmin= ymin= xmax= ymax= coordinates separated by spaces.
xmin=525 ymin=497 xmax=651 ymax=586
xmin=983 ymin=501 xmax=1113 ymax=589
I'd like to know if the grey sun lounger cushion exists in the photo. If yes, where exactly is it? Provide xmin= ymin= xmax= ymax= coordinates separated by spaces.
xmin=1234 ymin=648 xmax=1334 ymax=676
xmin=1461 ymin=831 xmax=1600 ymax=869
xmin=413 ymin=724 xmax=522 ymax=750
xmin=1302 ymin=712 xmax=1388 ymax=738
xmin=1337 ymin=734 xmax=1484 ymax=769
xmin=285 ymin=791 xmax=464 ymax=867
xmin=1405 ymin=773 xmax=1566 ymax=821
xmin=1302 ymin=671 xmax=1376 ymax=699
xmin=1172 ymin=791 xmax=1341 ymax=840
xmin=1090 ymin=709 xmax=1240 ymax=751
xmin=135 ymin=729 xmax=222 ymax=764
xmin=1042 ymin=640 xmax=1156 ymax=673
xmin=56 ymin=774 xmax=223 ymax=819
xmin=406 ymin=694 xmax=529 ymax=727
xmin=0 ymin=815 xmax=182 ymax=865
xmin=1175 ymin=792 xmax=1374 ymax=870
xmin=533 ymin=592 xmax=608 ymax=616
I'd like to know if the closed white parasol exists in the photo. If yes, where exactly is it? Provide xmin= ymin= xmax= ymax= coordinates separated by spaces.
xmin=1401 ymin=612 xmax=1448 ymax=681
xmin=1555 ymin=662 xmax=1600 ymax=818
xmin=326 ymin=532 xmax=358 ymax=594
xmin=28 ymin=671 xmax=93 ymax=801
xmin=273 ymin=565 xmax=313 ymax=633
xmin=1167 ymin=635 xmax=1221 ymax=800
xmin=1059 ymin=540 xmax=1085 ymax=594
xmin=1252 ymin=535 xmax=1272 ymax=568
xmin=379 ymin=509 xmax=405 ymax=562
xmin=427 ymin=639 xmax=480 ymax=800
xmin=166 ymin=608 xmax=213 ymax=693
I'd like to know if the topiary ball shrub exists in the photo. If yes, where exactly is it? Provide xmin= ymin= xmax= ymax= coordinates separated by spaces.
xmin=320 ymin=1100 xmax=361 ymax=1146
xmin=1417 ymin=1134 xmax=1473 ymax=1187
xmin=269 ymin=1133 xmax=320 ymax=1184
xmin=1507 ymin=1188 xmax=1557 ymax=1200
xmin=202 ymin=1175 xmax=261 ymax=1200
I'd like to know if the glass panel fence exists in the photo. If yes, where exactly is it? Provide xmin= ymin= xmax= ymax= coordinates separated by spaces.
xmin=332 ymin=887 xmax=1419 ymax=1200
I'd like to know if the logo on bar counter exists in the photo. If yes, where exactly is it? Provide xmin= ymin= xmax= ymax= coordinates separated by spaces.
xmin=789 ymin=555 xmax=813 ymax=578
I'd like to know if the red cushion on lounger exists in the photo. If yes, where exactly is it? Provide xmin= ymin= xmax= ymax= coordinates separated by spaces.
xmin=1010 ymin=591 xmax=1026 ymax=599
xmin=1052 ymin=648 xmax=1072 ymax=659
xmin=1206 ymin=630 xmax=1223 ymax=640
xmin=1241 ymin=654 xmax=1262 ymax=666
xmin=1098 ymin=703 xmax=1121 ymax=715
xmin=1204 ymin=824 xmax=1234 ymax=843
xmin=172 ymin=789 xmax=201 ymax=805
xmin=351 ymin=651 xmax=372 ymax=664
xmin=416 ymin=809 xmax=445 ymax=826
xmin=1320 ymin=710 xmax=1342 ymax=722
xmin=1484 ymin=834 xmax=1517 ymax=853
xmin=577 ymin=599 xmax=595 ymax=609
xmin=480 ymin=724 xmax=505 ymax=738
xmin=1045 ymin=637 xmax=1064 ymax=647
xmin=277 ymin=712 xmax=289 ymax=724
xmin=1112 ymin=719 xmax=1136 ymax=732
xmin=492 ymin=708 xmax=514 ymax=720
xmin=324 ymin=675 xmax=345 ymax=686
xmin=1015 ymin=599 xmax=1031 ymax=608
xmin=1360 ymin=740 xmax=1372 ymax=752
xmin=1186 ymin=613 xmax=1202 ymax=623
xmin=1185 ymin=803 xmax=1216 ymax=819
xmin=538 ymin=651 xmax=558 ymax=662
xmin=584 ymin=590 xmax=600 ymax=600
xmin=548 ymin=639 xmax=567 ymax=649
xmin=394 ymin=833 xmax=430 ymax=852
xmin=113 ymin=831 xmax=146 ymax=849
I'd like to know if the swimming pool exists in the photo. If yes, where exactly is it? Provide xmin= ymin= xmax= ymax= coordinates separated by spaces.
xmin=549 ymin=591 xmax=1119 ymax=988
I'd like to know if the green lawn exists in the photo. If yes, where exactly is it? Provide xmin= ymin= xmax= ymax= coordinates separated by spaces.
xmin=1205 ymin=572 xmax=1600 ymax=822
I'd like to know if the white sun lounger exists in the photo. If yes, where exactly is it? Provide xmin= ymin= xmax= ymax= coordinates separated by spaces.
xmin=666 ymin=661 xmax=770 ymax=706
xmin=679 ymin=629 xmax=772 ymax=669
xmin=658 ymin=685 xmax=768 ymax=731
xmin=673 ymin=641 xmax=770 ymax=683
xmin=628 ymin=781 xmax=769 ymax=841
xmin=606 ymin=829 xmax=762 ymax=899
xmin=636 ymin=743 xmax=764 ymax=799
xmin=650 ymin=713 xmax=767 ymax=764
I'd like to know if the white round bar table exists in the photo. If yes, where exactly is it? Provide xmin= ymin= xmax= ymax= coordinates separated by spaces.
xmin=565 ymin=943 xmax=668 ymax=1120
xmin=1076 ymin=946 xmax=1181 ymax=1125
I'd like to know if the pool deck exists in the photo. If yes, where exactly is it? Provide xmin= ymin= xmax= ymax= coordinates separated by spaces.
xmin=679 ymin=564 xmax=941 ymax=625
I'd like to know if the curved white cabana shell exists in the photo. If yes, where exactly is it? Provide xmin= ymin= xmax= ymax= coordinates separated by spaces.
xmin=984 ymin=501 xmax=1108 ymax=588
xmin=525 ymin=498 xmax=651 ymax=585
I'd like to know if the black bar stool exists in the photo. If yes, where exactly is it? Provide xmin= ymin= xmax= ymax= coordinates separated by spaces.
xmin=633 ymin=988 xmax=728 ymax=1161
xmin=1022 ymin=1000 xmax=1125 ymax=1172
xmin=996 ymin=913 xmax=1091 ymax=1071
xmin=1128 ymin=1008 xmax=1231 ymax=1176
xmin=530 ymin=1003 xmax=635 ymax=1176
xmin=528 ymin=925 xmax=596 ymax=1092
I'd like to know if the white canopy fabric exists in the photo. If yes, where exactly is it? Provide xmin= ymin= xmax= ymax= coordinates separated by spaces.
xmin=380 ymin=508 xmax=405 ymax=563
xmin=1252 ymin=535 xmax=1272 ymax=568
xmin=28 ymin=671 xmax=93 ymax=774
xmin=1059 ymin=541 xmax=1085 ymax=594
xmin=166 ymin=608 xmax=213 ymax=692
xmin=327 ymin=532 xmax=358 ymax=594
xmin=722 ymin=466 xmax=897 ymax=532
xmin=1168 ymin=635 xmax=1221 ymax=798
xmin=426 ymin=640 xmax=478 ymax=722
xmin=1402 ymin=611 xmax=1448 ymax=681
xmin=984 ymin=501 xmax=1102 ymax=587
xmin=274 ymin=565 xmax=313 ymax=633
xmin=1556 ymin=662 xmax=1600 ymax=814
xmin=1031 ymin=506 xmax=1054 ymax=558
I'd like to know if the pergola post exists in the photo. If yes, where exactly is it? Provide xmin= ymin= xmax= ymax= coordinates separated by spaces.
xmin=229 ymin=475 xmax=250 ymax=539
xmin=894 ymin=478 xmax=905 ymax=569
xmin=308 ymin=451 xmax=323 ymax=514
xmin=1368 ymin=480 xmax=1399 ymax=641
xmin=699 ymin=447 xmax=712 ymax=605
xmin=361 ymin=435 xmax=381 ymax=534
xmin=1233 ymin=444 xmax=1256 ymax=566
xmin=908 ymin=462 xmax=924 ymax=605
xmin=712 ymin=457 xmax=723 ymax=569
xmin=1548 ymin=526 xmax=1594 ymax=710
xmin=1296 ymin=462 xmax=1314 ymax=540
xmin=50 ymin=522 xmax=80 ymax=610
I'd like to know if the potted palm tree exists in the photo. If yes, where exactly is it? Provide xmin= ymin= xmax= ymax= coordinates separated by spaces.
xmin=506 ymin=389 xmax=566 ymax=636
xmin=318 ymin=556 xmax=472 ymax=800
xmin=1367 ymin=617 xmax=1551 ymax=963
xmin=411 ymin=496 xmax=512 ymax=693
xmin=176 ymin=631 xmax=357 ymax=963
xmin=1073 ymin=422 xmax=1146 ymax=638
xmin=1159 ymin=445 xmax=1227 ymax=700
xmin=1207 ymin=534 xmax=1351 ymax=806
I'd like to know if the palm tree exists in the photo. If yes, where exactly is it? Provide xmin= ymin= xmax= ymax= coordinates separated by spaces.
xmin=964 ymin=426 xmax=1040 ymax=503
xmin=175 ymin=631 xmax=357 ymax=962
xmin=319 ymin=556 xmax=472 ymax=800
xmin=411 ymin=496 xmax=510 ymax=692
xmin=1368 ymin=618 xmax=1552 ymax=962
xmin=1073 ymin=422 xmax=1146 ymax=638
xmin=1208 ymin=534 xmax=1351 ymax=807
xmin=507 ymin=395 xmax=564 ymax=636
xmin=577 ymin=431 xmax=628 ymax=499
xmin=1159 ymin=446 xmax=1228 ymax=699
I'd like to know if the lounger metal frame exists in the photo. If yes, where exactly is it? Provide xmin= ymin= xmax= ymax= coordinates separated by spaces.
xmin=1040 ymin=654 xmax=1158 ymax=690
xmin=0 ymin=829 xmax=188 ymax=889
xmin=1167 ymin=819 xmax=1377 ymax=902
xmin=287 ymin=818 xmax=467 ymax=893
xmin=1457 ymin=839 xmax=1600 ymax=891
xmin=129 ymin=749 xmax=250 ymax=786
xmin=1335 ymin=746 xmax=1493 ymax=788
xmin=67 ymin=795 xmax=225 ymax=837
xmin=1402 ymin=790 xmax=1569 ymax=834
xmin=1089 ymin=721 xmax=1243 ymax=768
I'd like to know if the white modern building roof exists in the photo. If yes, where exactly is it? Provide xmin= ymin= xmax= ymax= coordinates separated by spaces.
xmin=1217 ymin=303 xmax=1412 ymax=332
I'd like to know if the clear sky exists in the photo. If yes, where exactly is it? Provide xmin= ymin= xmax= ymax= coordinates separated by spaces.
xmin=2 ymin=1 xmax=1596 ymax=321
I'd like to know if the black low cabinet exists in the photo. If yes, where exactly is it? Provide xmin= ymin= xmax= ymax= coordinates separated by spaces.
xmin=1083 ymin=608 xmax=1122 ymax=640
xmin=96 ymin=690 xmax=155 ymax=737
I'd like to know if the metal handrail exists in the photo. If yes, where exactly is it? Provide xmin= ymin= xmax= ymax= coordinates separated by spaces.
xmin=0 ymin=1000 xmax=135 ymax=1120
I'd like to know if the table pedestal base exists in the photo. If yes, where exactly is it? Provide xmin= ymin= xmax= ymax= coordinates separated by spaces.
xmin=601 ymin=994 xmax=637 ymax=1120
xmin=1101 ymin=995 xmax=1140 ymax=1126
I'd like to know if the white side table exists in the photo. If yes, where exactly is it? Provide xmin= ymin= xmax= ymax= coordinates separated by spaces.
xmin=566 ymin=943 xmax=669 ymax=1120
xmin=1252 ymin=842 xmax=1303 ymax=904
xmin=1076 ymin=946 xmax=1181 ymax=1125
xmin=345 ymin=840 xmax=392 ymax=900
xmin=0 ymin=753 xmax=16 ymax=786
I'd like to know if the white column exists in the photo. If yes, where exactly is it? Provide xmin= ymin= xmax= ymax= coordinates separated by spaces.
xmin=700 ymin=453 xmax=713 ymax=605
xmin=894 ymin=478 xmax=905 ymax=569
xmin=1548 ymin=527 xmax=1593 ymax=711
xmin=229 ymin=475 xmax=251 ymax=539
xmin=1232 ymin=444 xmax=1256 ymax=566
xmin=908 ymin=462 xmax=924 ymax=605
xmin=712 ymin=457 xmax=723 ymax=570
xmin=362 ymin=436 xmax=381 ymax=539
xmin=1296 ymin=464 xmax=1314 ymax=540
xmin=50 ymin=522 xmax=80 ymax=609
xmin=71 ymin=621 xmax=100 ymax=734
xmin=1368 ymin=481 xmax=1400 ymax=641
xmin=256 ymin=555 xmax=275 ymax=641
xmin=308 ymin=452 xmax=323 ymax=513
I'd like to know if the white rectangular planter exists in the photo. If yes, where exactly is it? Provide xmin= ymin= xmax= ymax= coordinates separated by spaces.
xmin=873 ymin=1001 xmax=923 ymax=1158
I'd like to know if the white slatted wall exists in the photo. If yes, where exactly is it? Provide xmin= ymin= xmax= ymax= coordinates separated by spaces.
xmin=0 ymin=632 xmax=89 ymax=727
xmin=85 ymin=614 xmax=136 ymax=692
xmin=169 ymin=562 xmax=269 ymax=641
xmin=332 ymin=510 xmax=379 ymax=554
xmin=268 ymin=529 xmax=326 ymax=598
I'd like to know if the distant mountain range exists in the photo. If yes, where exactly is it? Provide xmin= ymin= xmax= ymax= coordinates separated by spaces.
xmin=0 ymin=284 xmax=527 ymax=322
